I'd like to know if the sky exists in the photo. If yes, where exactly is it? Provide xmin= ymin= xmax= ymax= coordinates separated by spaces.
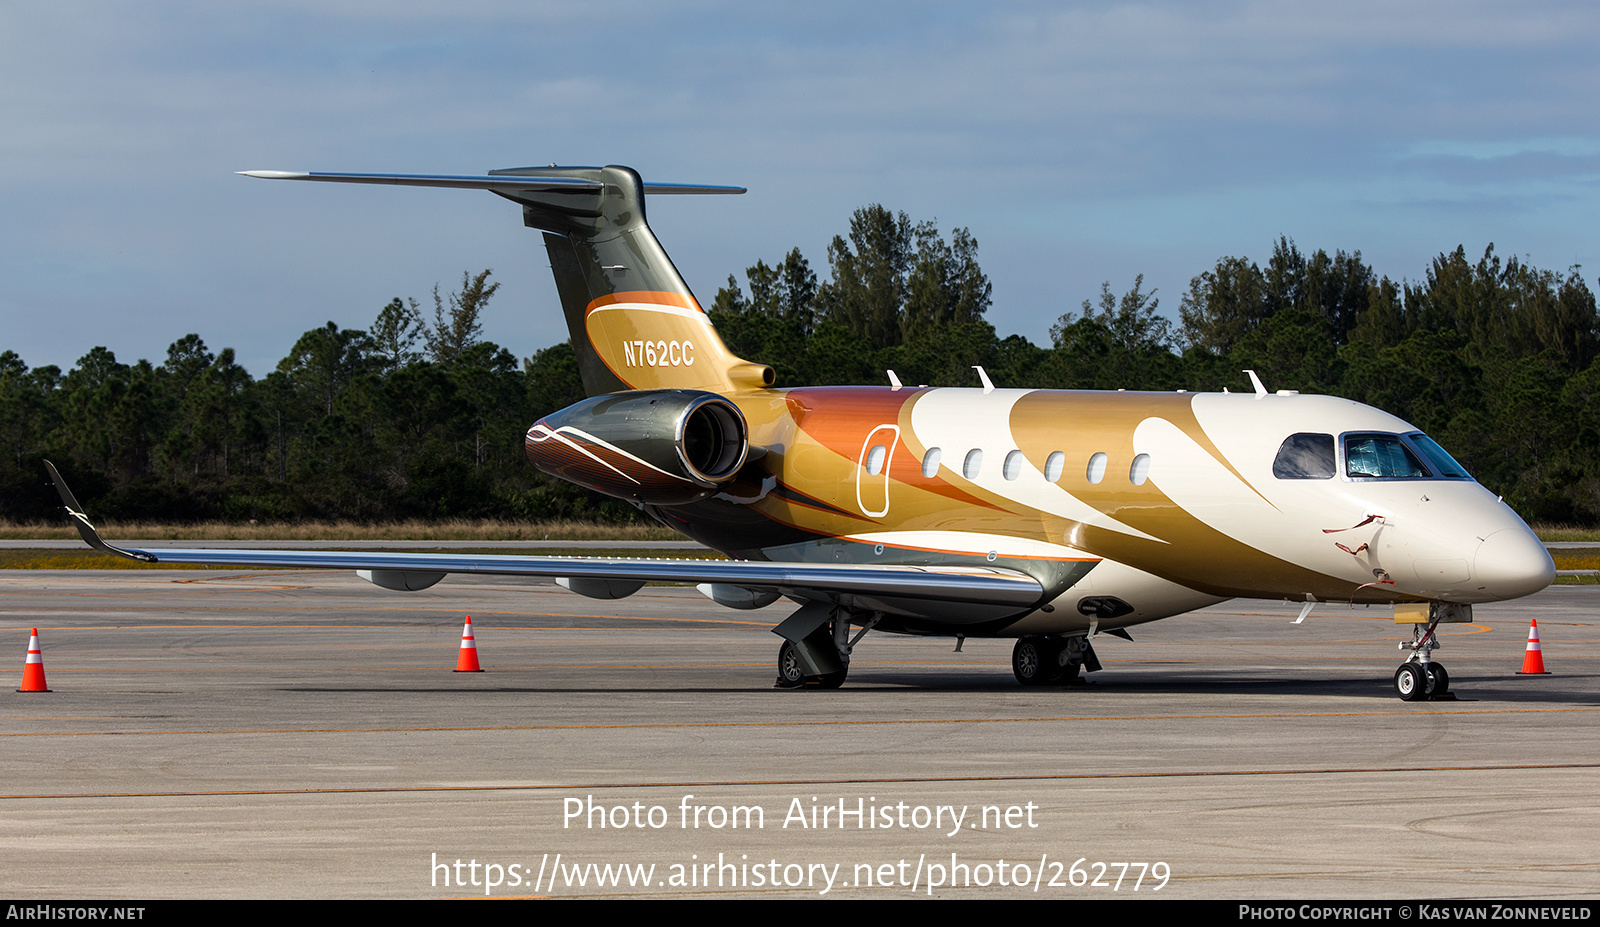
xmin=3 ymin=1 xmax=1598 ymax=378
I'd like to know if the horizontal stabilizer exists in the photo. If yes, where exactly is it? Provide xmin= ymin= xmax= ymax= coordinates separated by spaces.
xmin=238 ymin=170 xmax=746 ymax=195
xmin=240 ymin=163 xmax=764 ymax=397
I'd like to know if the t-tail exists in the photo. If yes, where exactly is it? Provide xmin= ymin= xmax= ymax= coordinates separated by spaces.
xmin=240 ymin=165 xmax=775 ymax=396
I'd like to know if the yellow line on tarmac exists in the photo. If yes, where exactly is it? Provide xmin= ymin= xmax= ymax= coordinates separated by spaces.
xmin=4 ymin=760 xmax=1599 ymax=802
xmin=3 ymin=704 xmax=1598 ymax=738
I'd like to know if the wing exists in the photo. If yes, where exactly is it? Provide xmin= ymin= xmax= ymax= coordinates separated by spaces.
xmin=43 ymin=462 xmax=1041 ymax=613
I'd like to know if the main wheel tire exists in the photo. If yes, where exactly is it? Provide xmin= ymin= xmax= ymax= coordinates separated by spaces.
xmin=1013 ymin=638 xmax=1049 ymax=686
xmin=1426 ymin=662 xmax=1450 ymax=696
xmin=776 ymin=640 xmax=847 ymax=689
xmin=1038 ymin=636 xmax=1066 ymax=683
xmin=1394 ymin=663 xmax=1429 ymax=701
xmin=776 ymin=640 xmax=806 ymax=688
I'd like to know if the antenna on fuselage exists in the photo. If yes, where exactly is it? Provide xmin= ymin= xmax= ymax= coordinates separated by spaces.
xmin=973 ymin=366 xmax=995 ymax=393
xmin=1244 ymin=369 xmax=1268 ymax=397
xmin=887 ymin=370 xmax=903 ymax=391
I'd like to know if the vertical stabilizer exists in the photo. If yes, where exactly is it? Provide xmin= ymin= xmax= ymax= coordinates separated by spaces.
xmin=492 ymin=165 xmax=773 ymax=396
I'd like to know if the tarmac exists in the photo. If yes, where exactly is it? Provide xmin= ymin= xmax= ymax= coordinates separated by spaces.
xmin=0 ymin=568 xmax=1595 ymax=899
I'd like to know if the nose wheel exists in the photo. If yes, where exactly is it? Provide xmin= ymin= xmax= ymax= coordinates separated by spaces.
xmin=1426 ymin=662 xmax=1449 ymax=695
xmin=1394 ymin=662 xmax=1428 ymax=701
xmin=1393 ymin=660 xmax=1449 ymax=700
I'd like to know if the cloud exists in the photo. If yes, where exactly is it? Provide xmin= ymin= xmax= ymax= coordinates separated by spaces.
xmin=2 ymin=2 xmax=1598 ymax=371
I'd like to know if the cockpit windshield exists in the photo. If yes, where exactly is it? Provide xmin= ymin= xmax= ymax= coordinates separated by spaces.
xmin=1405 ymin=432 xmax=1472 ymax=479
xmin=1342 ymin=432 xmax=1473 ymax=481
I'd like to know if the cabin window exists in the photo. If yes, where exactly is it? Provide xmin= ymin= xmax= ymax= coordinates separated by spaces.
xmin=1044 ymin=451 xmax=1065 ymax=482
xmin=921 ymin=447 xmax=942 ymax=478
xmin=865 ymin=444 xmax=887 ymax=476
xmin=1273 ymin=433 xmax=1336 ymax=479
xmin=1086 ymin=452 xmax=1107 ymax=484
xmin=1344 ymin=433 xmax=1429 ymax=480
xmin=963 ymin=449 xmax=983 ymax=479
xmin=1406 ymin=432 xmax=1472 ymax=480
xmin=1130 ymin=453 xmax=1151 ymax=485
xmin=1003 ymin=450 xmax=1025 ymax=481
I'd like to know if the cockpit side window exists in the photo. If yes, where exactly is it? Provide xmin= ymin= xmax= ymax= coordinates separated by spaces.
xmin=1406 ymin=432 xmax=1472 ymax=480
xmin=1273 ymin=433 xmax=1336 ymax=479
xmin=1344 ymin=433 xmax=1430 ymax=480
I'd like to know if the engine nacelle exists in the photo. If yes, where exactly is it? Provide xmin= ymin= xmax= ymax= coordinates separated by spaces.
xmin=525 ymin=389 xmax=749 ymax=505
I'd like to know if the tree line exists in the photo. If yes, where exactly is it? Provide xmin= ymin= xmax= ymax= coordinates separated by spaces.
xmin=0 ymin=271 xmax=611 ymax=524
xmin=4 ymin=206 xmax=1598 ymax=525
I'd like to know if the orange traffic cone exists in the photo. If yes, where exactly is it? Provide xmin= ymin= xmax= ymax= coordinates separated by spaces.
xmin=1517 ymin=618 xmax=1550 ymax=675
xmin=454 ymin=616 xmax=483 ymax=673
xmin=18 ymin=628 xmax=50 ymax=693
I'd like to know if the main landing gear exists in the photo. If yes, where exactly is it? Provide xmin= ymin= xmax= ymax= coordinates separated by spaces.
xmin=1012 ymin=635 xmax=1097 ymax=687
xmin=777 ymin=638 xmax=846 ymax=689
xmin=774 ymin=605 xmax=878 ymax=690
xmin=1394 ymin=621 xmax=1450 ymax=701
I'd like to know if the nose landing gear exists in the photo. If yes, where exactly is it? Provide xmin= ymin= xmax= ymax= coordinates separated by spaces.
xmin=1394 ymin=615 xmax=1453 ymax=701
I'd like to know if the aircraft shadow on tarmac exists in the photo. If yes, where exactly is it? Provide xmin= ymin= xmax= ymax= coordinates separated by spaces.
xmin=274 ymin=670 xmax=1592 ymax=701
xmin=857 ymin=669 xmax=1596 ymax=701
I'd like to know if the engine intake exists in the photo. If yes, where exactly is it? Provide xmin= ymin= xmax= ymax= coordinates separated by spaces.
xmin=525 ymin=390 xmax=750 ymax=505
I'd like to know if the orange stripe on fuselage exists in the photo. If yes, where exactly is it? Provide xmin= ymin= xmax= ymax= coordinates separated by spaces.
xmin=783 ymin=386 xmax=1013 ymax=514
xmin=586 ymin=290 xmax=703 ymax=314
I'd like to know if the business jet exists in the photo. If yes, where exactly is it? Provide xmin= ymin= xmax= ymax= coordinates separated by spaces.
xmin=48 ymin=165 xmax=1555 ymax=701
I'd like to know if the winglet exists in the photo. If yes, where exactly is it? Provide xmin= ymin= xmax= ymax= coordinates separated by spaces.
xmin=42 ymin=462 xmax=158 ymax=563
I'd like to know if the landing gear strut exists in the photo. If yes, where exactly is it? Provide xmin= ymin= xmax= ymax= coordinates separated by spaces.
xmin=1394 ymin=620 xmax=1449 ymax=701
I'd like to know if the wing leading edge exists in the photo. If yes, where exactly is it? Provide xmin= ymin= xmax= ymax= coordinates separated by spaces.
xmin=43 ymin=463 xmax=1041 ymax=610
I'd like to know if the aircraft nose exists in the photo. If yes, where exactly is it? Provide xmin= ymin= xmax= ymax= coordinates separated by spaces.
xmin=1474 ymin=528 xmax=1556 ymax=600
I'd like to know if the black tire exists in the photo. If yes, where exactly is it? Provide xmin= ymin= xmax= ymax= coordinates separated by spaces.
xmin=1054 ymin=659 xmax=1083 ymax=686
xmin=1426 ymin=663 xmax=1449 ymax=696
xmin=1037 ymin=636 xmax=1065 ymax=683
xmin=776 ymin=640 xmax=847 ymax=689
xmin=1039 ymin=638 xmax=1084 ymax=685
xmin=776 ymin=640 xmax=806 ymax=688
xmin=1394 ymin=663 xmax=1429 ymax=701
xmin=1013 ymin=638 xmax=1049 ymax=686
